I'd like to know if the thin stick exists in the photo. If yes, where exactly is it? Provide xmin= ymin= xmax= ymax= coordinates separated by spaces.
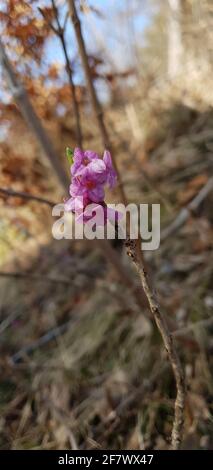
xmin=0 ymin=270 xmax=70 ymax=285
xmin=40 ymin=1 xmax=83 ymax=148
xmin=96 ymin=238 xmax=148 ymax=311
xmin=0 ymin=39 xmax=69 ymax=189
xmin=173 ymin=317 xmax=213 ymax=337
xmin=9 ymin=295 xmax=96 ymax=364
xmin=125 ymin=238 xmax=185 ymax=449
xmin=0 ymin=187 xmax=56 ymax=207
xmin=10 ymin=320 xmax=73 ymax=364
xmin=161 ymin=177 xmax=213 ymax=240
xmin=67 ymin=0 xmax=127 ymax=206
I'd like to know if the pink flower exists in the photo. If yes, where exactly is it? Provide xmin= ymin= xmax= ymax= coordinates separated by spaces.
xmin=65 ymin=148 xmax=118 ymax=224
xmin=71 ymin=148 xmax=117 ymax=188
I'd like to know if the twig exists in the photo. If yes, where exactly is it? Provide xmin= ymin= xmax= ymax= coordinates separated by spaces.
xmin=63 ymin=11 xmax=69 ymax=31
xmin=67 ymin=0 xmax=127 ymax=206
xmin=0 ymin=309 xmax=21 ymax=335
xmin=0 ymin=270 xmax=70 ymax=285
xmin=39 ymin=1 xmax=83 ymax=148
xmin=9 ymin=295 xmax=96 ymax=364
xmin=125 ymin=238 xmax=185 ymax=449
xmin=0 ymin=39 xmax=69 ymax=189
xmin=173 ymin=317 xmax=213 ymax=337
xmin=96 ymin=239 xmax=148 ymax=312
xmin=161 ymin=177 xmax=213 ymax=240
xmin=10 ymin=320 xmax=72 ymax=364
xmin=0 ymin=187 xmax=56 ymax=207
xmin=0 ymin=269 xmax=71 ymax=335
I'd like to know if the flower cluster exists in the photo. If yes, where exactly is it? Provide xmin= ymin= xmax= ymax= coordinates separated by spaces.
xmin=64 ymin=148 xmax=117 ymax=223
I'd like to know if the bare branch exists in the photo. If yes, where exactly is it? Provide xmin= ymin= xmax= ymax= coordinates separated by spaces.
xmin=96 ymin=238 xmax=148 ymax=312
xmin=125 ymin=237 xmax=185 ymax=449
xmin=10 ymin=320 xmax=72 ymax=364
xmin=0 ymin=271 xmax=70 ymax=285
xmin=38 ymin=7 xmax=58 ymax=35
xmin=0 ymin=187 xmax=56 ymax=207
xmin=162 ymin=177 xmax=213 ymax=240
xmin=40 ymin=1 xmax=83 ymax=148
xmin=63 ymin=11 xmax=70 ymax=32
xmin=173 ymin=317 xmax=213 ymax=337
xmin=9 ymin=296 xmax=96 ymax=364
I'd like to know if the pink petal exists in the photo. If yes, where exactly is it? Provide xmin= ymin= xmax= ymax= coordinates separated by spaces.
xmin=69 ymin=181 xmax=84 ymax=196
xmin=74 ymin=148 xmax=84 ymax=160
xmin=103 ymin=150 xmax=112 ymax=167
xmin=71 ymin=148 xmax=84 ymax=175
xmin=84 ymin=150 xmax=99 ymax=160
xmin=88 ymin=185 xmax=105 ymax=203
xmin=103 ymin=150 xmax=117 ymax=188
xmin=88 ymin=159 xmax=106 ymax=174
xmin=64 ymin=197 xmax=75 ymax=212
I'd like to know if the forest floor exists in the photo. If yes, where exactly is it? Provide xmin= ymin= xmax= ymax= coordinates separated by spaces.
xmin=0 ymin=81 xmax=212 ymax=450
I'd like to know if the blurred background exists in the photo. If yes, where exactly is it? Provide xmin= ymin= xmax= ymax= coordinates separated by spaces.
xmin=0 ymin=0 xmax=213 ymax=450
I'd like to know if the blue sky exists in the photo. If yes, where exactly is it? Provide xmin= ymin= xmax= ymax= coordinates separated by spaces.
xmin=44 ymin=0 xmax=150 ymax=86
xmin=0 ymin=0 xmax=151 ymax=103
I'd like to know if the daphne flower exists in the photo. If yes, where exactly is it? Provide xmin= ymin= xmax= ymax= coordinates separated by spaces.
xmin=71 ymin=148 xmax=117 ymax=188
xmin=65 ymin=147 xmax=119 ymax=224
